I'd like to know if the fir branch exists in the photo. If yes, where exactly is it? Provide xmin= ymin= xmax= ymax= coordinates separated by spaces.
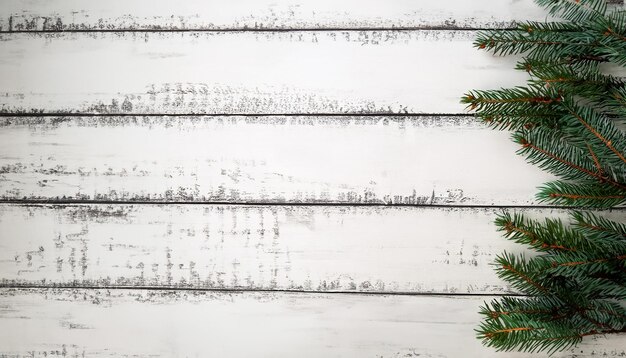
xmin=462 ymin=85 xmax=563 ymax=113
xmin=537 ymin=180 xmax=626 ymax=207
xmin=496 ymin=212 xmax=578 ymax=252
xmin=462 ymin=85 xmax=569 ymax=131
xmin=518 ymin=21 xmax=585 ymax=33
xmin=465 ymin=0 xmax=626 ymax=353
xmin=474 ymin=29 xmax=599 ymax=61
xmin=477 ymin=112 xmax=564 ymax=131
xmin=561 ymin=101 xmax=626 ymax=170
xmin=481 ymin=296 xmax=626 ymax=329
xmin=478 ymin=313 xmax=584 ymax=354
xmin=586 ymin=142 xmax=604 ymax=174
xmin=604 ymin=10 xmax=626 ymax=42
xmin=554 ymin=253 xmax=626 ymax=267
xmin=574 ymin=275 xmax=626 ymax=299
xmin=533 ymin=250 xmax=626 ymax=278
xmin=585 ymin=299 xmax=626 ymax=324
xmin=518 ymin=59 xmax=626 ymax=108
xmin=495 ymin=211 xmax=626 ymax=254
xmin=495 ymin=252 xmax=550 ymax=295
xmin=535 ymin=0 xmax=607 ymax=23
xmin=480 ymin=296 xmax=565 ymax=319
xmin=514 ymin=128 xmax=626 ymax=191
xmin=571 ymin=211 xmax=626 ymax=240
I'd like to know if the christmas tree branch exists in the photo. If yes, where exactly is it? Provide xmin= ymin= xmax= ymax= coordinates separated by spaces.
xmin=465 ymin=0 xmax=626 ymax=352
xmin=566 ymin=106 xmax=626 ymax=165
xmin=535 ymin=0 xmax=607 ymax=22
xmin=551 ymin=253 xmax=626 ymax=267
xmin=515 ymin=132 xmax=626 ymax=191
xmin=572 ymin=211 xmax=626 ymax=238
xmin=538 ymin=181 xmax=626 ymax=206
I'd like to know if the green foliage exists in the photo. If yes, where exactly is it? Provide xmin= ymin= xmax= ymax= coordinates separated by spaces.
xmin=495 ymin=211 xmax=626 ymax=253
xmin=479 ymin=295 xmax=626 ymax=354
xmin=463 ymin=0 xmax=626 ymax=208
xmin=463 ymin=0 xmax=626 ymax=354
xmin=479 ymin=213 xmax=626 ymax=354
xmin=572 ymin=210 xmax=626 ymax=239
xmin=536 ymin=0 xmax=607 ymax=22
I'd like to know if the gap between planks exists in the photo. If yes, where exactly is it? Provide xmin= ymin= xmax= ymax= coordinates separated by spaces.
xmin=0 ymin=284 xmax=527 ymax=298
xmin=3 ymin=199 xmax=626 ymax=211
xmin=0 ymin=0 xmax=623 ymax=34
xmin=1 ymin=26 xmax=504 ymax=34
xmin=2 ymin=112 xmax=623 ymax=119
xmin=0 ymin=112 xmax=471 ymax=117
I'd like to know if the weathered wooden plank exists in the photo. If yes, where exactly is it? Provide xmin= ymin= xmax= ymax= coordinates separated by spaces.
xmin=3 ymin=204 xmax=623 ymax=294
xmin=0 ymin=0 xmax=554 ymax=32
xmin=0 ymin=288 xmax=624 ymax=357
xmin=0 ymin=30 xmax=530 ymax=115
xmin=0 ymin=116 xmax=554 ymax=205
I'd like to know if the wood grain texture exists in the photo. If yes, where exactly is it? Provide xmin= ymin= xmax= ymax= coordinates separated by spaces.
xmin=0 ymin=116 xmax=554 ymax=205
xmin=0 ymin=0 xmax=555 ymax=32
xmin=0 ymin=30 xmax=530 ymax=115
xmin=2 ymin=204 xmax=624 ymax=294
xmin=1 ymin=288 xmax=624 ymax=357
xmin=3 ymin=2 xmax=626 ymax=355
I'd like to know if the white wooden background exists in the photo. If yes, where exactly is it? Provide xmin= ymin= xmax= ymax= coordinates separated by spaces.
xmin=0 ymin=1 xmax=625 ymax=357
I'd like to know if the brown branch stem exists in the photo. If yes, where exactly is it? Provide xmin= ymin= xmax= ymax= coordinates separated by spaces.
xmin=521 ymin=139 xmax=626 ymax=191
xmin=569 ymin=109 xmax=626 ymax=166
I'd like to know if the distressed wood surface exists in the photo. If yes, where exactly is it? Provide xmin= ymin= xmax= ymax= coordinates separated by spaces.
xmin=0 ymin=30 xmax=530 ymax=115
xmin=2 ymin=204 xmax=624 ymax=294
xmin=1 ymin=288 xmax=624 ymax=358
xmin=0 ymin=116 xmax=554 ymax=205
xmin=3 ymin=1 xmax=626 ymax=355
xmin=0 ymin=0 xmax=554 ymax=32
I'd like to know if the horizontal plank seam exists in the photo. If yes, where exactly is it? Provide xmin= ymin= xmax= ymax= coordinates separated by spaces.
xmin=0 ymin=27 xmax=508 ymax=34
xmin=2 ymin=113 xmax=620 ymax=119
xmin=0 ymin=112 xmax=472 ymax=118
xmin=0 ymin=284 xmax=526 ymax=297
xmin=3 ymin=199 xmax=623 ymax=211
